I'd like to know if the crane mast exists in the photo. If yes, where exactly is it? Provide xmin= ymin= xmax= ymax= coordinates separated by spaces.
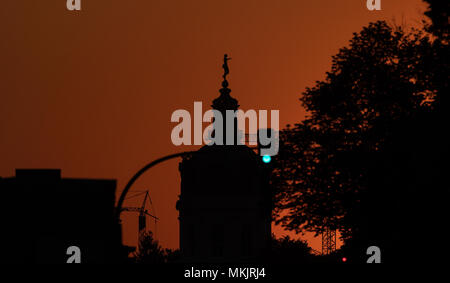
xmin=120 ymin=190 xmax=158 ymax=239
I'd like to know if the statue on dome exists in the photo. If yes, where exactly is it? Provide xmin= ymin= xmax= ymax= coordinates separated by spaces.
xmin=222 ymin=54 xmax=232 ymax=80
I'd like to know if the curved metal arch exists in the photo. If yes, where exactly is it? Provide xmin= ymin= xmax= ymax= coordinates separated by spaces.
xmin=115 ymin=151 xmax=195 ymax=219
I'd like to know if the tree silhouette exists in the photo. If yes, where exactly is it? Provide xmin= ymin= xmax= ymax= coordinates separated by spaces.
xmin=273 ymin=21 xmax=432 ymax=236
xmin=273 ymin=0 xmax=450 ymax=261
xmin=423 ymin=0 xmax=449 ymax=40
xmin=134 ymin=231 xmax=180 ymax=263
xmin=270 ymin=235 xmax=314 ymax=263
xmin=422 ymin=0 xmax=449 ymax=112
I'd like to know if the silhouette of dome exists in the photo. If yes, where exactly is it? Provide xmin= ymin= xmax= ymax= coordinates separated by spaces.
xmin=211 ymin=79 xmax=239 ymax=112
xmin=177 ymin=55 xmax=271 ymax=262
xmin=179 ymin=144 xmax=262 ymax=195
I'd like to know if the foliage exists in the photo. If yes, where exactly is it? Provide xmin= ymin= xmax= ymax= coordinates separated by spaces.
xmin=134 ymin=231 xmax=180 ymax=263
xmin=270 ymin=235 xmax=314 ymax=263
xmin=272 ymin=21 xmax=435 ymax=238
xmin=423 ymin=0 xmax=450 ymax=40
xmin=272 ymin=1 xmax=449 ymax=261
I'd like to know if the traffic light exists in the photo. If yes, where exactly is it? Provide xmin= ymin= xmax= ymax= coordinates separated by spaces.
xmin=262 ymin=155 xmax=272 ymax=164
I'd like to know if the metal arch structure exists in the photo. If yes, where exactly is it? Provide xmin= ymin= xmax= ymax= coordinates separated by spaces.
xmin=115 ymin=151 xmax=195 ymax=220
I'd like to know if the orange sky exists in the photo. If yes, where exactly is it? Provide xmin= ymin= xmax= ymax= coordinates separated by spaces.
xmin=0 ymin=0 xmax=427 ymax=251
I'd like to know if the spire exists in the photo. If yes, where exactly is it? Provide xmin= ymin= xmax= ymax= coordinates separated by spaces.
xmin=212 ymin=54 xmax=239 ymax=112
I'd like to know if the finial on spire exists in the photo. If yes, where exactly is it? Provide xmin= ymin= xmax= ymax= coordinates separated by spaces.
xmin=212 ymin=54 xmax=239 ymax=112
xmin=222 ymin=54 xmax=232 ymax=80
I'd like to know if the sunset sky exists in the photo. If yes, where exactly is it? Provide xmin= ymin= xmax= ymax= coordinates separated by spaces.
xmin=0 ymin=0 xmax=427 ymax=251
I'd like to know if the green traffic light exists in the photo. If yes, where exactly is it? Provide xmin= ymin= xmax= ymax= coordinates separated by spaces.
xmin=262 ymin=155 xmax=271 ymax=163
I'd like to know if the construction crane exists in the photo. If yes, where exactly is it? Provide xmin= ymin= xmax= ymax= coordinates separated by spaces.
xmin=120 ymin=190 xmax=159 ymax=236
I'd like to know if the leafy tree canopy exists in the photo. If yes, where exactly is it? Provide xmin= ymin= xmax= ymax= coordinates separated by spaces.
xmin=272 ymin=21 xmax=435 ymax=239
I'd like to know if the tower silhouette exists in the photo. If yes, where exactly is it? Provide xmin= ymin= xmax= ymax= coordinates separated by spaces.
xmin=176 ymin=56 xmax=272 ymax=262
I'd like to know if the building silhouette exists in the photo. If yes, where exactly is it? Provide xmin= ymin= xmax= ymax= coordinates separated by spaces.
xmin=0 ymin=169 xmax=124 ymax=263
xmin=177 ymin=57 xmax=272 ymax=262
